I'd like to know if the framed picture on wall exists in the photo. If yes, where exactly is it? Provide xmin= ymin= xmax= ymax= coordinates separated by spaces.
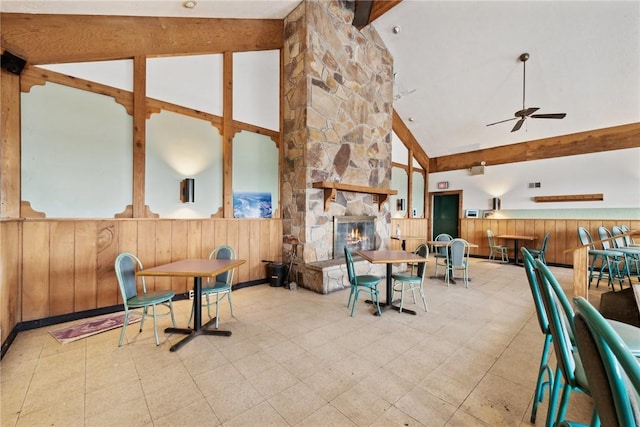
xmin=233 ymin=192 xmax=272 ymax=218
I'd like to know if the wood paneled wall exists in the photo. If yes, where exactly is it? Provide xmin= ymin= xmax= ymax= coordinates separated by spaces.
xmin=460 ymin=218 xmax=640 ymax=265
xmin=1 ymin=218 xmax=282 ymax=344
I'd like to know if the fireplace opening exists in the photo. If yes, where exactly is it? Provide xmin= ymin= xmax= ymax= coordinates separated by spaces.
xmin=333 ymin=216 xmax=376 ymax=258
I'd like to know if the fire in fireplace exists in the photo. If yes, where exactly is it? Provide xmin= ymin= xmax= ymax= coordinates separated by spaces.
xmin=333 ymin=215 xmax=376 ymax=258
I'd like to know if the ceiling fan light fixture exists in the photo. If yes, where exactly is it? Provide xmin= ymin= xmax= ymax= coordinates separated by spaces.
xmin=392 ymin=25 xmax=401 ymax=34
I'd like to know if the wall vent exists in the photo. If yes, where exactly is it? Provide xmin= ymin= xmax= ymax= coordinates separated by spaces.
xmin=528 ymin=182 xmax=541 ymax=188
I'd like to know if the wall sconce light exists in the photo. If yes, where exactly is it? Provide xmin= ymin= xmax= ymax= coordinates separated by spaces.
xmin=492 ymin=197 xmax=501 ymax=210
xmin=181 ymin=178 xmax=195 ymax=203
xmin=396 ymin=198 xmax=406 ymax=211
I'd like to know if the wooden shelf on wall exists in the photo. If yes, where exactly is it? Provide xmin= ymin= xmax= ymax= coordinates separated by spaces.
xmin=533 ymin=193 xmax=604 ymax=203
xmin=312 ymin=182 xmax=397 ymax=211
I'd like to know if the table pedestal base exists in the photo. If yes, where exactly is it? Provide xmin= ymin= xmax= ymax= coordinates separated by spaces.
xmin=165 ymin=317 xmax=231 ymax=352
xmin=365 ymin=299 xmax=417 ymax=316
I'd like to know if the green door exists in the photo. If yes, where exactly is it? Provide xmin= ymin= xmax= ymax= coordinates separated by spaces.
xmin=432 ymin=193 xmax=459 ymax=239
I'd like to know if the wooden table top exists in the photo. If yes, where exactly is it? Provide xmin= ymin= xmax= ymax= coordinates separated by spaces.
xmin=358 ymin=250 xmax=427 ymax=264
xmin=391 ymin=235 xmax=425 ymax=241
xmin=137 ymin=258 xmax=246 ymax=278
xmin=426 ymin=240 xmax=479 ymax=248
xmin=497 ymin=235 xmax=537 ymax=241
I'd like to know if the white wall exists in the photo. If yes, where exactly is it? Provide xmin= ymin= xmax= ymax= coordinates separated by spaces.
xmin=427 ymin=147 xmax=640 ymax=219
xmin=24 ymin=51 xmax=280 ymax=218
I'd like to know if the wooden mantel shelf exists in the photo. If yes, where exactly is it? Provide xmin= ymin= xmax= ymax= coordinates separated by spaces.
xmin=312 ymin=181 xmax=397 ymax=211
xmin=533 ymin=193 xmax=603 ymax=203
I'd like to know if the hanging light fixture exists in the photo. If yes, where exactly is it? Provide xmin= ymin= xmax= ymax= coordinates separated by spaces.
xmin=181 ymin=178 xmax=195 ymax=203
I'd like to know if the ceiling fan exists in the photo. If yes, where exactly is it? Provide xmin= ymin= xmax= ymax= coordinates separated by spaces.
xmin=487 ymin=53 xmax=566 ymax=132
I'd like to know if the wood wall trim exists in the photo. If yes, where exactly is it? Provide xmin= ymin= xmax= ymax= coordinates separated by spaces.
xmin=533 ymin=194 xmax=603 ymax=203
xmin=0 ymin=69 xmax=20 ymax=219
xmin=132 ymin=56 xmax=146 ymax=217
xmin=392 ymin=109 xmax=429 ymax=171
xmin=430 ymin=122 xmax=640 ymax=172
xmin=1 ymin=13 xmax=284 ymax=64
xmin=222 ymin=52 xmax=234 ymax=218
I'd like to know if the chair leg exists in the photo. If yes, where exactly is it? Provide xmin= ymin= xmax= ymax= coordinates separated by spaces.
xmin=215 ymin=292 xmax=221 ymax=329
xmin=140 ymin=306 xmax=148 ymax=332
xmin=372 ymin=289 xmax=381 ymax=316
xmin=350 ymin=289 xmax=359 ymax=317
xmin=227 ymin=291 xmax=234 ymax=318
xmin=419 ymin=285 xmax=428 ymax=311
xmin=152 ymin=304 xmax=160 ymax=346
xmin=119 ymin=310 xmax=129 ymax=347
xmin=168 ymin=300 xmax=176 ymax=327
xmin=530 ymin=333 xmax=553 ymax=423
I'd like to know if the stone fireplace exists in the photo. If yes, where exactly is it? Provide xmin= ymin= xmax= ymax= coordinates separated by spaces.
xmin=333 ymin=215 xmax=376 ymax=258
xmin=281 ymin=0 xmax=393 ymax=294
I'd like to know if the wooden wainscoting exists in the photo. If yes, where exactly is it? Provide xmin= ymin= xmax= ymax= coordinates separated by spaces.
xmin=390 ymin=218 xmax=430 ymax=251
xmin=460 ymin=218 xmax=640 ymax=265
xmin=17 ymin=218 xmax=282 ymax=323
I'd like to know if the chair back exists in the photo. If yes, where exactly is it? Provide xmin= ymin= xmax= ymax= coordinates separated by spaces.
xmin=209 ymin=245 xmax=236 ymax=285
xmin=487 ymin=229 xmax=497 ymax=246
xmin=344 ymin=246 xmax=357 ymax=286
xmin=447 ymin=238 xmax=469 ymax=267
xmin=611 ymin=226 xmax=631 ymax=248
xmin=435 ymin=233 xmax=452 ymax=256
xmin=115 ymin=253 xmax=144 ymax=303
xmin=578 ymin=226 xmax=595 ymax=249
xmin=598 ymin=226 xmax=614 ymax=250
xmin=540 ymin=232 xmax=551 ymax=252
xmin=413 ymin=243 xmax=429 ymax=279
xmin=521 ymin=248 xmax=549 ymax=335
xmin=534 ymin=259 xmax=578 ymax=385
xmin=573 ymin=296 xmax=640 ymax=426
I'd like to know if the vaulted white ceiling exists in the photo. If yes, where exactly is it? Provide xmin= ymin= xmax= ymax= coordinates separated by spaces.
xmin=3 ymin=0 xmax=638 ymax=159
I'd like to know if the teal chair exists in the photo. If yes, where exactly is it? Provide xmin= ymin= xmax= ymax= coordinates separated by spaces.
xmin=521 ymin=248 xmax=554 ymax=423
xmin=445 ymin=238 xmax=470 ymax=287
xmin=597 ymin=226 xmax=633 ymax=288
xmin=572 ymin=297 xmax=640 ymax=427
xmin=433 ymin=233 xmax=453 ymax=277
xmin=527 ymin=231 xmax=550 ymax=264
xmin=534 ymin=259 xmax=596 ymax=427
xmin=487 ymin=229 xmax=509 ymax=263
xmin=345 ymin=246 xmax=381 ymax=316
xmin=611 ymin=225 xmax=640 ymax=277
xmin=188 ymin=245 xmax=236 ymax=329
xmin=577 ymin=226 xmax=626 ymax=290
xmin=114 ymin=253 xmax=177 ymax=346
xmin=392 ymin=243 xmax=428 ymax=313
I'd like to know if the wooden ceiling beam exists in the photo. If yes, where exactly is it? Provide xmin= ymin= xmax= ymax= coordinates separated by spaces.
xmin=392 ymin=109 xmax=429 ymax=171
xmin=0 ymin=13 xmax=283 ymax=64
xmin=370 ymin=1 xmax=403 ymax=22
xmin=429 ymin=122 xmax=640 ymax=172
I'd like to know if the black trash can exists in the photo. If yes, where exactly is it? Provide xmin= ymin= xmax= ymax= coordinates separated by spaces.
xmin=267 ymin=262 xmax=288 ymax=287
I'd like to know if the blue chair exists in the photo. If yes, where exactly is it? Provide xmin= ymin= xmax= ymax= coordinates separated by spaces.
xmin=445 ymin=238 xmax=470 ymax=287
xmin=114 ymin=253 xmax=177 ymax=346
xmin=597 ymin=226 xmax=633 ymax=288
xmin=345 ymin=246 xmax=381 ymax=317
xmin=433 ymin=233 xmax=453 ymax=277
xmin=521 ymin=248 xmax=554 ymax=423
xmin=189 ymin=245 xmax=236 ymax=329
xmin=572 ymin=297 xmax=640 ymax=427
xmin=392 ymin=243 xmax=428 ymax=313
xmin=534 ymin=259 xmax=595 ymax=427
xmin=611 ymin=225 xmax=640 ymax=278
xmin=577 ymin=226 xmax=626 ymax=290
xmin=527 ymin=231 xmax=550 ymax=264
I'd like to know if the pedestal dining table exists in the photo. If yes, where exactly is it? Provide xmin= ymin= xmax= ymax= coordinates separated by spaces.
xmin=357 ymin=249 xmax=428 ymax=316
xmin=137 ymin=258 xmax=245 ymax=352
xmin=497 ymin=235 xmax=537 ymax=266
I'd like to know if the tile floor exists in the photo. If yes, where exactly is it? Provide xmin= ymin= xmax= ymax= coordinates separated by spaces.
xmin=1 ymin=258 xmax=606 ymax=426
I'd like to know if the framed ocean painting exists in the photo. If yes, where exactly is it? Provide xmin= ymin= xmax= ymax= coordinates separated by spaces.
xmin=233 ymin=192 xmax=272 ymax=218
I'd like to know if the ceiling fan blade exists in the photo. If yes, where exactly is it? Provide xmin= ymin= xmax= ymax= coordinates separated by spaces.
xmin=521 ymin=107 xmax=540 ymax=117
xmin=530 ymin=113 xmax=567 ymax=119
xmin=511 ymin=118 xmax=525 ymax=132
xmin=486 ymin=117 xmax=518 ymax=127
